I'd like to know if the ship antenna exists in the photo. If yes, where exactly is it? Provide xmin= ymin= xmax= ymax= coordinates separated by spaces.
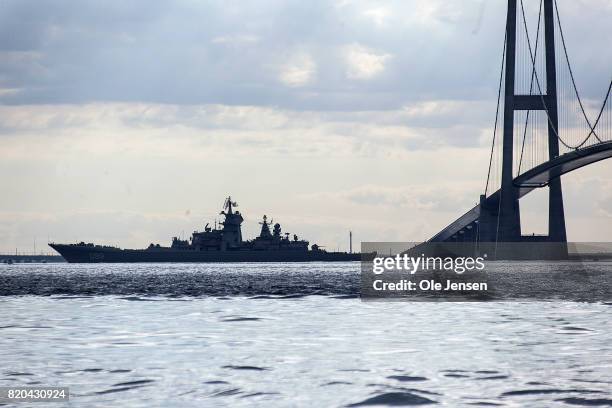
xmin=223 ymin=196 xmax=238 ymax=215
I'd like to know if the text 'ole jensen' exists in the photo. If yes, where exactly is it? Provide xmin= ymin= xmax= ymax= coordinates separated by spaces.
xmin=373 ymin=280 xmax=488 ymax=291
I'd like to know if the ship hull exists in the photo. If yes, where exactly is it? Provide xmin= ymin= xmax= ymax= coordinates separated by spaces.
xmin=49 ymin=244 xmax=365 ymax=263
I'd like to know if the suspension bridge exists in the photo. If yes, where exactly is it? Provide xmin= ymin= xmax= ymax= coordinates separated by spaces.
xmin=426 ymin=0 xmax=612 ymax=253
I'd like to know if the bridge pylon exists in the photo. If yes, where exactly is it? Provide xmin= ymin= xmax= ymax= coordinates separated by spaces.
xmin=482 ymin=0 xmax=567 ymax=247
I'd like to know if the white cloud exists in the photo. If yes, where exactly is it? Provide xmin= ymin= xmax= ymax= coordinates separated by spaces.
xmin=362 ymin=7 xmax=389 ymax=26
xmin=278 ymin=53 xmax=317 ymax=87
xmin=0 ymin=87 xmax=21 ymax=97
xmin=211 ymin=34 xmax=259 ymax=45
xmin=344 ymin=44 xmax=391 ymax=80
xmin=305 ymin=184 xmax=478 ymax=212
xmin=0 ymin=1 xmax=611 ymax=252
xmin=1 ymin=102 xmax=610 ymax=251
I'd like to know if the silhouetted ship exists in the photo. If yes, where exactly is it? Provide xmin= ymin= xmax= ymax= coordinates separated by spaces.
xmin=50 ymin=197 xmax=366 ymax=263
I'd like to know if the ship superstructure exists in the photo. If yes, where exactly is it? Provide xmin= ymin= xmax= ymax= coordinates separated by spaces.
xmin=168 ymin=197 xmax=311 ymax=252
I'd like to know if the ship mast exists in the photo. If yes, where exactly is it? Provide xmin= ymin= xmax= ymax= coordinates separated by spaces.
xmin=219 ymin=196 xmax=243 ymax=248
xmin=223 ymin=196 xmax=237 ymax=215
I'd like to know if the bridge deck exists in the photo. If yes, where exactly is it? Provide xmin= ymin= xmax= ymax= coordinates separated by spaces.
xmin=429 ymin=141 xmax=612 ymax=242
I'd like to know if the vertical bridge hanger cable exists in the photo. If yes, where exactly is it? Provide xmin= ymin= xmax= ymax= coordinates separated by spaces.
xmin=484 ymin=0 xmax=611 ymax=195
xmin=553 ymin=0 xmax=608 ymax=144
xmin=517 ymin=0 xmax=543 ymax=175
xmin=519 ymin=0 xmax=611 ymax=151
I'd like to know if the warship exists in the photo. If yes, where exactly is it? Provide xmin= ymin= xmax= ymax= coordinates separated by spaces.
xmin=50 ymin=197 xmax=367 ymax=263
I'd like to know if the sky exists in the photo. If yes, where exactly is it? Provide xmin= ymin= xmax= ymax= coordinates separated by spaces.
xmin=1 ymin=0 xmax=611 ymax=253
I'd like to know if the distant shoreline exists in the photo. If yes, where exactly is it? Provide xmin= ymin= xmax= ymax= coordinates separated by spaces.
xmin=1 ymin=253 xmax=612 ymax=264
xmin=568 ymin=253 xmax=612 ymax=261
xmin=1 ymin=255 xmax=65 ymax=263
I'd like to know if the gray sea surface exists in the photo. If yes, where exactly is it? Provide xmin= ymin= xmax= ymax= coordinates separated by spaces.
xmin=0 ymin=262 xmax=611 ymax=407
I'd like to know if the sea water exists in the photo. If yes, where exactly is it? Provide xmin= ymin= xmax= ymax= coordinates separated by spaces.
xmin=0 ymin=262 xmax=611 ymax=407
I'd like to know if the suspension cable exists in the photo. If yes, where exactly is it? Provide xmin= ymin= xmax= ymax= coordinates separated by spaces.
xmin=589 ymin=79 xmax=612 ymax=137
xmin=484 ymin=28 xmax=507 ymax=196
xmin=519 ymin=0 xmax=598 ymax=150
xmin=553 ymin=0 xmax=603 ymax=143
xmin=517 ymin=0 xmax=543 ymax=175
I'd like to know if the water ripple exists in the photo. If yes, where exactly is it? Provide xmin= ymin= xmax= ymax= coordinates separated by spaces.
xmin=347 ymin=391 xmax=438 ymax=406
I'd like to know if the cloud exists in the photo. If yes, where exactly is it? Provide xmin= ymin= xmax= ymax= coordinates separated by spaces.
xmin=598 ymin=198 xmax=612 ymax=218
xmin=0 ymin=0 xmax=611 ymax=250
xmin=211 ymin=34 xmax=259 ymax=45
xmin=0 ymin=87 xmax=21 ymax=97
xmin=344 ymin=44 xmax=391 ymax=80
xmin=592 ymin=180 xmax=612 ymax=218
xmin=0 ymin=209 xmax=203 ymax=252
xmin=0 ymin=0 xmax=609 ymax=109
xmin=362 ymin=7 xmax=389 ymax=27
xmin=0 ymin=101 xmax=495 ymax=159
xmin=304 ymin=184 xmax=478 ymax=213
xmin=279 ymin=52 xmax=317 ymax=87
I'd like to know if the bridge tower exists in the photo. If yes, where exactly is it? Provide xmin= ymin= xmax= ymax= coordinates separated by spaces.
xmin=496 ymin=0 xmax=567 ymax=243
